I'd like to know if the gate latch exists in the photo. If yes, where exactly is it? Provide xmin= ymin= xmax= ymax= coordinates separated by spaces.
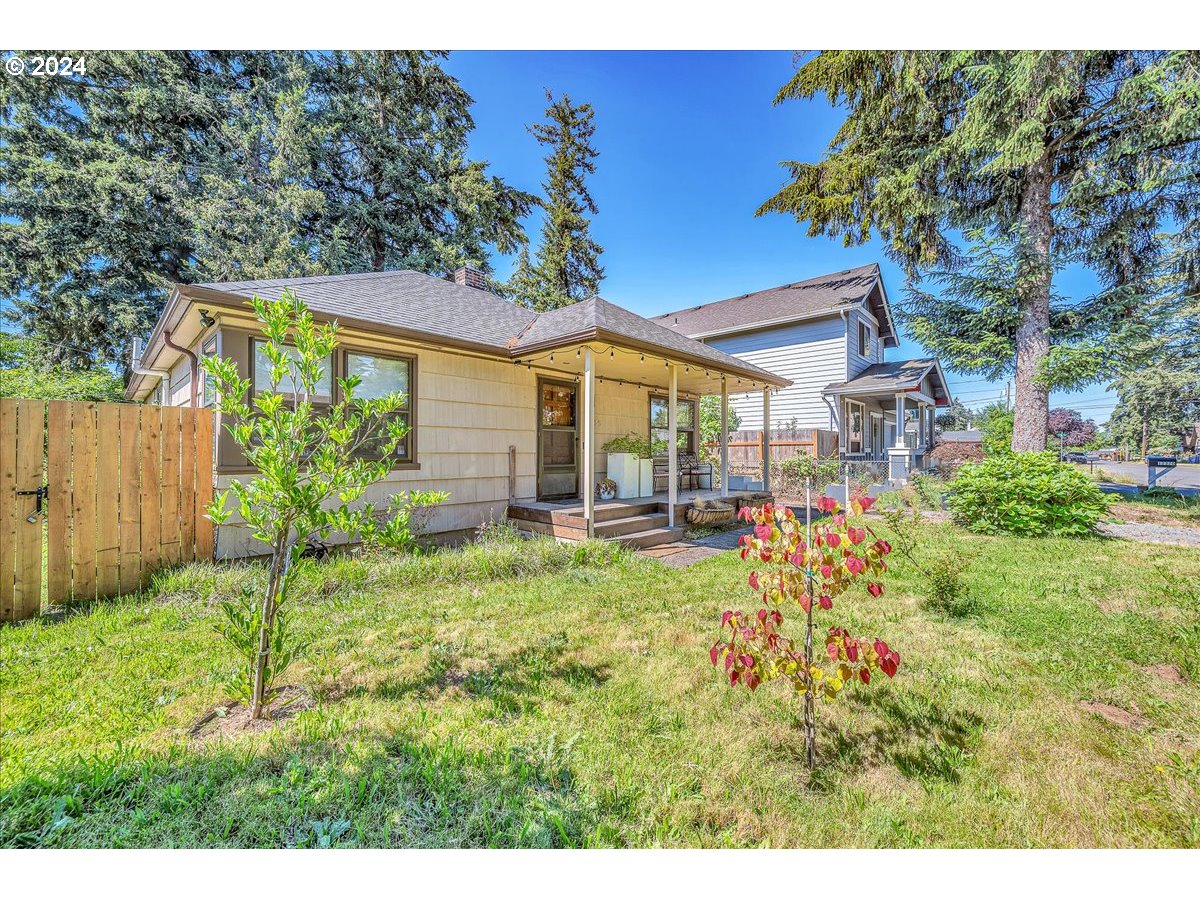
xmin=16 ymin=485 xmax=48 ymax=524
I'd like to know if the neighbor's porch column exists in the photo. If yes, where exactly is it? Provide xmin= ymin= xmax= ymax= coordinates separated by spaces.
xmin=894 ymin=393 xmax=906 ymax=447
xmin=720 ymin=375 xmax=729 ymax=498
xmin=918 ymin=400 xmax=927 ymax=448
xmin=668 ymin=364 xmax=678 ymax=527
xmin=582 ymin=347 xmax=596 ymax=538
xmin=762 ymin=387 xmax=771 ymax=493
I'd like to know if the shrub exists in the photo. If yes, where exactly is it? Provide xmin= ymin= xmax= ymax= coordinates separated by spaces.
xmin=773 ymin=455 xmax=840 ymax=495
xmin=926 ymin=440 xmax=984 ymax=475
xmin=949 ymin=452 xmax=1110 ymax=536
xmin=601 ymin=432 xmax=651 ymax=457
xmin=881 ymin=508 xmax=976 ymax=617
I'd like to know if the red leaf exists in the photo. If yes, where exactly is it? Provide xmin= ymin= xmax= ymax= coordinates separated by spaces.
xmin=858 ymin=495 xmax=876 ymax=512
xmin=710 ymin=644 xmax=721 ymax=666
xmin=826 ymin=643 xmax=838 ymax=660
xmin=729 ymin=669 xmax=740 ymax=686
xmin=867 ymin=582 xmax=883 ymax=597
xmin=818 ymin=594 xmax=832 ymax=609
xmin=826 ymin=532 xmax=841 ymax=549
xmin=859 ymin=668 xmax=871 ymax=685
xmin=721 ymin=610 xmax=733 ymax=628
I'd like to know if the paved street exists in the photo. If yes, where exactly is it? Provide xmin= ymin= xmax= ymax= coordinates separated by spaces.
xmin=1082 ymin=460 xmax=1200 ymax=494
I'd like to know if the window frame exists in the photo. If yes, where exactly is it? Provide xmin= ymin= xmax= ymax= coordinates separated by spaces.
xmin=649 ymin=393 xmax=697 ymax=457
xmin=199 ymin=334 xmax=218 ymax=407
xmin=250 ymin=337 xmax=334 ymax=405
xmin=858 ymin=320 xmax=872 ymax=359
xmin=339 ymin=347 xmax=417 ymax=466
xmin=845 ymin=399 xmax=865 ymax=455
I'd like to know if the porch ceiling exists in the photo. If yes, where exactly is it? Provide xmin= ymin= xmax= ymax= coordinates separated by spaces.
xmin=511 ymin=340 xmax=779 ymax=396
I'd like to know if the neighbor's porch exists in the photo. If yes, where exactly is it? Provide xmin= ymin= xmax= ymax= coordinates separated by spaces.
xmin=831 ymin=389 xmax=941 ymax=483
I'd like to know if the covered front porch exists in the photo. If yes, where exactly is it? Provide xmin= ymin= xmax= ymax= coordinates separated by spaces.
xmin=823 ymin=359 xmax=952 ymax=484
xmin=503 ymin=298 xmax=791 ymax=546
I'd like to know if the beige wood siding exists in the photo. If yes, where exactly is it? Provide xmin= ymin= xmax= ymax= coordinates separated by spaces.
xmin=210 ymin=324 xmax=541 ymax=558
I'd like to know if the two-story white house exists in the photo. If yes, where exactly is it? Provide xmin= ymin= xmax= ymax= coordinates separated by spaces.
xmin=651 ymin=264 xmax=952 ymax=481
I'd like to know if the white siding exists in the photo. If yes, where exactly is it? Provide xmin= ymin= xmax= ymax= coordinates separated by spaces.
xmin=847 ymin=305 xmax=883 ymax=379
xmin=706 ymin=315 xmax=847 ymax=430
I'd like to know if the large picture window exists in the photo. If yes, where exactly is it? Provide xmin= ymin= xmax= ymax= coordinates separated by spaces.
xmin=252 ymin=340 xmax=332 ymax=404
xmin=343 ymin=350 xmax=414 ymax=463
xmin=650 ymin=395 xmax=696 ymax=456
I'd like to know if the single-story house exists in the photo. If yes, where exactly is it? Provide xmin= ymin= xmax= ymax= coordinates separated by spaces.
xmin=127 ymin=267 xmax=790 ymax=556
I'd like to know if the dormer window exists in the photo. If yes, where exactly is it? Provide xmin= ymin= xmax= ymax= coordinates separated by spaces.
xmin=858 ymin=320 xmax=871 ymax=358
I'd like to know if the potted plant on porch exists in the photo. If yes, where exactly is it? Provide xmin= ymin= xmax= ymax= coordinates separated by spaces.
xmin=602 ymin=433 xmax=652 ymax=499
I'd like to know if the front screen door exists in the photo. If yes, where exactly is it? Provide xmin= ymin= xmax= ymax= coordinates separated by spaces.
xmin=537 ymin=379 xmax=579 ymax=499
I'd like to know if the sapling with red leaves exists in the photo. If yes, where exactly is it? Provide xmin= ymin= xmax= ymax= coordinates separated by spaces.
xmin=710 ymin=494 xmax=899 ymax=768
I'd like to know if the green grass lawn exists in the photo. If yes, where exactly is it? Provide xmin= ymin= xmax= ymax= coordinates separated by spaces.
xmin=2 ymin=524 xmax=1198 ymax=848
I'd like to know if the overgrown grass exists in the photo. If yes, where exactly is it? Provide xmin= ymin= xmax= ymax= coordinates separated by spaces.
xmin=2 ymin=527 xmax=1198 ymax=848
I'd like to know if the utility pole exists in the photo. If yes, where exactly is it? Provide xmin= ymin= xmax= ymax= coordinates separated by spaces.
xmin=1005 ymin=380 xmax=1012 ymax=411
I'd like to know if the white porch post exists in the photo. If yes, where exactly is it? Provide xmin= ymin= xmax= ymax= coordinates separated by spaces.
xmin=667 ymin=364 xmax=678 ymax=527
xmin=894 ymin=393 xmax=906 ymax=447
xmin=918 ymin=401 xmax=927 ymax=448
xmin=582 ymin=347 xmax=595 ymax=538
xmin=761 ymin=388 xmax=771 ymax=493
xmin=720 ymin=375 xmax=729 ymax=498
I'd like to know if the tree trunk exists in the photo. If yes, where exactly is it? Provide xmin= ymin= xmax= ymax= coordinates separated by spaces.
xmin=1011 ymin=156 xmax=1054 ymax=453
xmin=250 ymin=538 xmax=285 ymax=719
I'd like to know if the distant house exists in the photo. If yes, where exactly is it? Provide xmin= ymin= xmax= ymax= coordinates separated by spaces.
xmin=652 ymin=264 xmax=951 ymax=482
xmin=939 ymin=430 xmax=983 ymax=445
xmin=127 ymin=268 xmax=788 ymax=555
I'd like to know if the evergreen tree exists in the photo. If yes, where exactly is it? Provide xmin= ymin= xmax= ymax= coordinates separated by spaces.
xmin=508 ymin=91 xmax=603 ymax=311
xmin=2 ymin=51 xmax=533 ymax=366
xmin=308 ymin=51 xmax=534 ymax=275
xmin=759 ymin=51 xmax=1200 ymax=452
xmin=935 ymin=398 xmax=974 ymax=432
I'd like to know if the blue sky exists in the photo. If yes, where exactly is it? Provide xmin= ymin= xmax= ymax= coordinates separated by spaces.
xmin=446 ymin=50 xmax=1118 ymax=424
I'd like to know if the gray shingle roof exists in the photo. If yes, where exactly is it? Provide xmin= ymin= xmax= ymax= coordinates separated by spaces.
xmin=184 ymin=269 xmax=788 ymax=386
xmin=194 ymin=270 xmax=537 ymax=352
xmin=651 ymin=264 xmax=888 ymax=340
xmin=511 ymin=297 xmax=786 ymax=382
xmin=824 ymin=359 xmax=948 ymax=402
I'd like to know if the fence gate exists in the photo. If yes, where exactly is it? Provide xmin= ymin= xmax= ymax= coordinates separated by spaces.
xmin=0 ymin=399 xmax=215 ymax=622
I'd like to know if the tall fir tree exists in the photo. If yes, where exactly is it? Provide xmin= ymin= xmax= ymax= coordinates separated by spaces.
xmin=759 ymin=51 xmax=1200 ymax=452
xmin=2 ymin=50 xmax=533 ymax=367
xmin=308 ymin=51 xmax=534 ymax=275
xmin=507 ymin=91 xmax=603 ymax=311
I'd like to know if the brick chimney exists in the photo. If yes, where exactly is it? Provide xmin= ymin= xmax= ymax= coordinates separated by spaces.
xmin=452 ymin=266 xmax=489 ymax=292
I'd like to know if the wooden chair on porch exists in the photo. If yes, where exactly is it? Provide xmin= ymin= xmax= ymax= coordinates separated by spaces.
xmin=653 ymin=452 xmax=712 ymax=492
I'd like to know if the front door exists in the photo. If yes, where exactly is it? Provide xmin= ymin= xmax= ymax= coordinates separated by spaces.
xmin=537 ymin=378 xmax=579 ymax=499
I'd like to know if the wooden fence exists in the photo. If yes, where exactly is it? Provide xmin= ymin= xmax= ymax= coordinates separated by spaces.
xmin=1 ymin=399 xmax=215 ymax=622
xmin=707 ymin=427 xmax=839 ymax=467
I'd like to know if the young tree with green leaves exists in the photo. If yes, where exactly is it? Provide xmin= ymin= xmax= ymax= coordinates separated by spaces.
xmin=507 ymin=91 xmax=604 ymax=311
xmin=203 ymin=292 xmax=445 ymax=719
xmin=759 ymin=51 xmax=1200 ymax=453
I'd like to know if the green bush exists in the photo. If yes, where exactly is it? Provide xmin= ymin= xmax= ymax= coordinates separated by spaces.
xmin=601 ymin=432 xmax=651 ymax=457
xmin=949 ymin=452 xmax=1111 ymax=536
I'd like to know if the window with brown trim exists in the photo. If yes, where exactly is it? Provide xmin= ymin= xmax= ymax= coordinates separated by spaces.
xmin=650 ymin=394 xmax=696 ymax=456
xmin=858 ymin=320 xmax=871 ymax=359
xmin=251 ymin=339 xmax=333 ymax=404
xmin=342 ymin=349 xmax=415 ymax=464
